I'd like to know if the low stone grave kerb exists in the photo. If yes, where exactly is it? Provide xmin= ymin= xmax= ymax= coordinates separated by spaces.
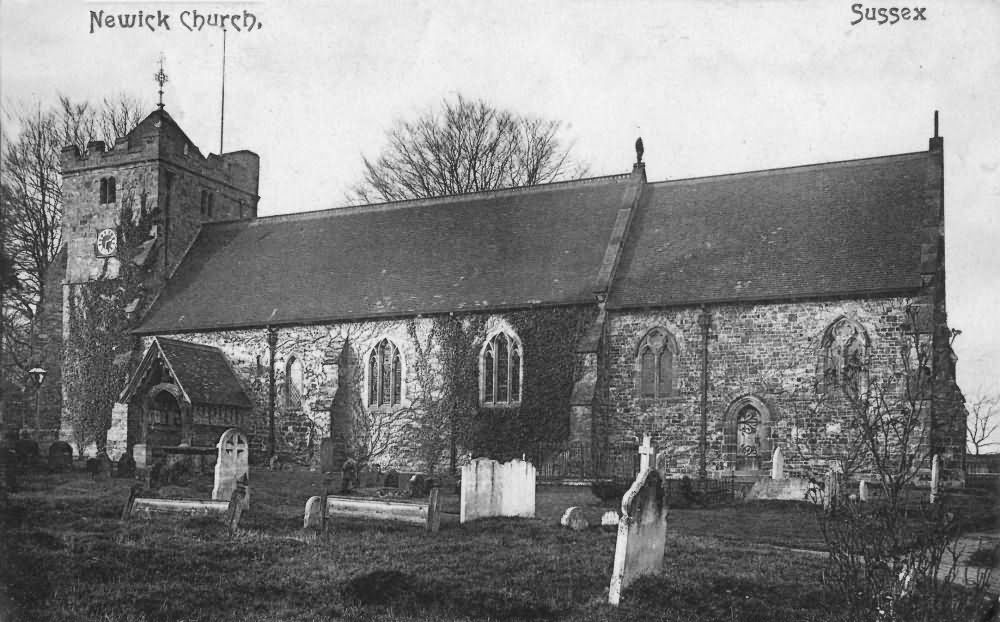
xmin=304 ymin=487 xmax=442 ymax=533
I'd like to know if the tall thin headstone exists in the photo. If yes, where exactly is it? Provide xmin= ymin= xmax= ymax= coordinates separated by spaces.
xmin=859 ymin=479 xmax=869 ymax=502
xmin=930 ymin=454 xmax=940 ymax=504
xmin=770 ymin=446 xmax=784 ymax=480
xmin=608 ymin=443 xmax=667 ymax=606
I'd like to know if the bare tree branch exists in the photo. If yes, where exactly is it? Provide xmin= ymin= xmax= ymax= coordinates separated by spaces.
xmin=349 ymin=94 xmax=588 ymax=204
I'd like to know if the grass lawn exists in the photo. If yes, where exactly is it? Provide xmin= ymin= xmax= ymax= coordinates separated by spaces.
xmin=0 ymin=467 xmax=984 ymax=621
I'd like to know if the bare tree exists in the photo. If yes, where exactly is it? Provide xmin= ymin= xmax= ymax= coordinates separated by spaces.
xmin=350 ymin=94 xmax=587 ymax=203
xmin=966 ymin=392 xmax=1000 ymax=455
xmin=1 ymin=94 xmax=145 ymax=376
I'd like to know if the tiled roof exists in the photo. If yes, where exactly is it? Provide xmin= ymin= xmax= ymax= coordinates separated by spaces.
xmin=121 ymin=338 xmax=252 ymax=407
xmin=136 ymin=150 xmax=934 ymax=333
xmin=136 ymin=176 xmax=633 ymax=333
xmin=609 ymin=152 xmax=930 ymax=308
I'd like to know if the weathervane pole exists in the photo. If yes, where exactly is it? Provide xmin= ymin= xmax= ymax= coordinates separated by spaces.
xmin=154 ymin=53 xmax=168 ymax=109
xmin=220 ymin=27 xmax=227 ymax=153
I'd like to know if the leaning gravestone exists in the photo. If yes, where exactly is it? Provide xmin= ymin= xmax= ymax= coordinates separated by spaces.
xmin=608 ymin=466 xmax=668 ymax=606
xmin=212 ymin=428 xmax=249 ymax=503
xmin=560 ymin=506 xmax=589 ymax=531
xmin=304 ymin=495 xmax=324 ymax=529
xmin=47 ymin=441 xmax=73 ymax=472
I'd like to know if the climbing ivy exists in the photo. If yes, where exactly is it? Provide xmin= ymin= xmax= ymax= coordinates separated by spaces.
xmin=62 ymin=188 xmax=154 ymax=452
xmin=468 ymin=307 xmax=594 ymax=460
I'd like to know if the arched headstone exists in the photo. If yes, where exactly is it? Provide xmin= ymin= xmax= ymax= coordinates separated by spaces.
xmin=212 ymin=428 xmax=249 ymax=502
xmin=770 ymin=446 xmax=784 ymax=480
xmin=47 ymin=441 xmax=73 ymax=471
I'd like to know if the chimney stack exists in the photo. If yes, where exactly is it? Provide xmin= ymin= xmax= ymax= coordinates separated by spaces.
xmin=929 ymin=110 xmax=943 ymax=152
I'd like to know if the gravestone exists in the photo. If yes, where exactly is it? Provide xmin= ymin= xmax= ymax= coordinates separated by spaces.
xmin=319 ymin=438 xmax=336 ymax=473
xmin=304 ymin=495 xmax=323 ymax=529
xmin=560 ymin=506 xmax=589 ymax=531
xmin=212 ymin=428 xmax=249 ymax=502
xmin=116 ymin=452 xmax=136 ymax=478
xmin=47 ymin=441 xmax=73 ymax=472
xmin=460 ymin=458 xmax=536 ymax=523
xmin=341 ymin=458 xmax=358 ymax=493
xmin=14 ymin=439 xmax=39 ymax=471
xmin=608 ymin=466 xmax=668 ymax=606
xmin=859 ymin=479 xmax=869 ymax=502
xmin=601 ymin=510 xmax=619 ymax=531
xmin=930 ymin=454 xmax=940 ymax=504
xmin=384 ymin=469 xmax=400 ymax=489
xmin=823 ymin=470 xmax=840 ymax=512
xmin=770 ymin=446 xmax=784 ymax=480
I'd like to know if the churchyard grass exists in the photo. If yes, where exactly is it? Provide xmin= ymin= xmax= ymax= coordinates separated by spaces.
xmin=1 ymin=468 xmax=993 ymax=622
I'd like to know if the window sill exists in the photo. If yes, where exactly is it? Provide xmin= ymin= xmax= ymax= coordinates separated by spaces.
xmin=480 ymin=402 xmax=521 ymax=410
xmin=636 ymin=396 xmax=687 ymax=405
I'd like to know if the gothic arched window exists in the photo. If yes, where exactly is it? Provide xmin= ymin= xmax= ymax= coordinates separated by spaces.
xmin=284 ymin=356 xmax=303 ymax=409
xmin=367 ymin=338 xmax=402 ymax=408
xmin=635 ymin=328 xmax=678 ymax=398
xmin=818 ymin=317 xmax=869 ymax=395
xmin=480 ymin=329 xmax=522 ymax=406
xmin=722 ymin=395 xmax=773 ymax=472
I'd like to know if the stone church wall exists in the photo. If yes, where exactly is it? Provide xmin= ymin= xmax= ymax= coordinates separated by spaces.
xmin=603 ymin=296 xmax=918 ymax=477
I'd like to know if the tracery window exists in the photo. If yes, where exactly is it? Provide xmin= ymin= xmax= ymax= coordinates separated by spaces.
xmin=480 ymin=330 xmax=522 ymax=406
xmin=636 ymin=328 xmax=677 ymax=398
xmin=722 ymin=396 xmax=772 ymax=472
xmin=818 ymin=317 xmax=869 ymax=395
xmin=367 ymin=338 xmax=402 ymax=408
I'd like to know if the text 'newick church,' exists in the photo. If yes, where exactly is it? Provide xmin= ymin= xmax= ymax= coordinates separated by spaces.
xmin=51 ymin=105 xmax=964 ymax=478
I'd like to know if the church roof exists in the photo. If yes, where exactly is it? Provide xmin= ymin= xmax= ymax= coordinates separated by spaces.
xmin=608 ymin=151 xmax=931 ymax=308
xmin=136 ymin=149 xmax=935 ymax=334
xmin=120 ymin=338 xmax=252 ymax=407
xmin=136 ymin=175 xmax=633 ymax=333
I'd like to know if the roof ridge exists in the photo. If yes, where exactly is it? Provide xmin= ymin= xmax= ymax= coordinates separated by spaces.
xmin=647 ymin=150 xmax=928 ymax=187
xmin=155 ymin=336 xmax=224 ymax=353
xmin=238 ymin=172 xmax=632 ymax=225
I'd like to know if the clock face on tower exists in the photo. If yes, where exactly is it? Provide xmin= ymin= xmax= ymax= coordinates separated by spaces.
xmin=95 ymin=228 xmax=118 ymax=257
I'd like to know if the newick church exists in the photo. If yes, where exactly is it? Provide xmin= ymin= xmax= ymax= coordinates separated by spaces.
xmin=34 ymin=105 xmax=965 ymax=479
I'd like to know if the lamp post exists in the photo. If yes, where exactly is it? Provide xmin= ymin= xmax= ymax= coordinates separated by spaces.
xmin=28 ymin=367 xmax=47 ymax=432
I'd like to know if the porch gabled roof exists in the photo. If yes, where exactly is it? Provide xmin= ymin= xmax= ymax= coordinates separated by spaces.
xmin=119 ymin=338 xmax=252 ymax=408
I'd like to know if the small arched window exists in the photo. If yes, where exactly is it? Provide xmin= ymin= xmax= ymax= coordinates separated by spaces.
xmin=107 ymin=177 xmax=116 ymax=203
xmin=636 ymin=328 xmax=678 ymax=398
xmin=367 ymin=338 xmax=402 ymax=408
xmin=284 ymin=356 xmax=303 ymax=409
xmin=481 ymin=330 xmax=522 ymax=406
xmin=818 ymin=317 xmax=869 ymax=395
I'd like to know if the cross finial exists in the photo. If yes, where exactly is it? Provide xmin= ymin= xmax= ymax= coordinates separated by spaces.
xmin=154 ymin=53 xmax=169 ymax=109
xmin=639 ymin=434 xmax=655 ymax=471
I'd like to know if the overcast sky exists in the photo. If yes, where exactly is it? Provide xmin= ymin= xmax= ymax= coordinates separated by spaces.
xmin=3 ymin=0 xmax=999 ymax=422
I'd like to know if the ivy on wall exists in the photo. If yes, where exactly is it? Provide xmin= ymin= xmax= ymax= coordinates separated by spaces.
xmin=62 ymin=190 xmax=153 ymax=452
xmin=468 ymin=307 xmax=594 ymax=460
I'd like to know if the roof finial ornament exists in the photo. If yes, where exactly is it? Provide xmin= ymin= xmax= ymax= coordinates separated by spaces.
xmin=635 ymin=136 xmax=644 ymax=165
xmin=154 ymin=53 xmax=169 ymax=110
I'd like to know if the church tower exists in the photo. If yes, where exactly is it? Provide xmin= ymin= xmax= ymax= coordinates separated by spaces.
xmin=58 ymin=105 xmax=259 ymax=454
